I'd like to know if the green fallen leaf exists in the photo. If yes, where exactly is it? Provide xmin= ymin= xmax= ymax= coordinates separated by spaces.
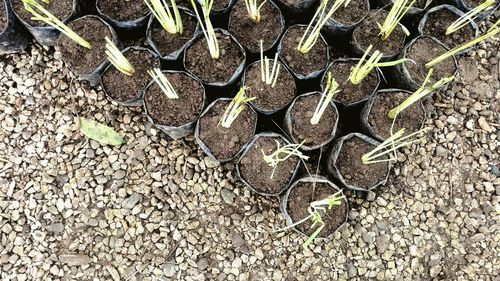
xmin=79 ymin=117 xmax=125 ymax=146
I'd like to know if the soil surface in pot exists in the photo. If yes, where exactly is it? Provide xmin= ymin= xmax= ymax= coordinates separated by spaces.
xmin=329 ymin=0 xmax=368 ymax=26
xmin=278 ymin=0 xmax=311 ymax=5
xmin=245 ymin=60 xmax=295 ymax=112
xmin=212 ymin=0 xmax=232 ymax=10
xmin=1 ymin=2 xmax=6 ymax=32
xmin=368 ymin=91 xmax=425 ymax=139
xmin=229 ymin=0 xmax=283 ymax=53
xmin=239 ymin=136 xmax=299 ymax=194
xmin=353 ymin=10 xmax=406 ymax=57
xmin=288 ymin=94 xmax=336 ymax=148
xmin=198 ymin=100 xmax=257 ymax=160
xmin=323 ymin=60 xmax=379 ymax=106
xmin=421 ymin=8 xmax=475 ymax=49
xmin=287 ymin=181 xmax=347 ymax=236
xmin=144 ymin=72 xmax=204 ymax=127
xmin=464 ymin=0 xmax=498 ymax=7
xmin=59 ymin=17 xmax=112 ymax=76
xmin=97 ymin=0 xmax=149 ymax=21
xmin=185 ymin=32 xmax=244 ymax=84
xmin=404 ymin=36 xmax=456 ymax=86
xmin=280 ymin=25 xmax=328 ymax=77
xmin=102 ymin=49 xmax=159 ymax=102
xmin=150 ymin=10 xmax=197 ymax=57
xmin=336 ymin=136 xmax=389 ymax=189
xmin=13 ymin=0 xmax=73 ymax=27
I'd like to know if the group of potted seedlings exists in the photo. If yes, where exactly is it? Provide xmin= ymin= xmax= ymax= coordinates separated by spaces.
xmin=1 ymin=0 xmax=498 ymax=248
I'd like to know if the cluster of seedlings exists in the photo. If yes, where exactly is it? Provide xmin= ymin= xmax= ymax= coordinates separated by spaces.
xmin=1 ymin=0 xmax=498 ymax=248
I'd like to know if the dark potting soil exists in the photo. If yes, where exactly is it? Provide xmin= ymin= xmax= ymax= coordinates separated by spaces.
xmin=288 ymin=94 xmax=336 ymax=148
xmin=229 ymin=0 xmax=283 ymax=53
xmin=150 ymin=11 xmax=197 ymax=57
xmin=422 ymin=8 xmax=475 ymax=49
xmin=287 ymin=181 xmax=347 ymax=236
xmin=144 ymin=72 xmax=204 ymax=127
xmin=330 ymin=0 xmax=369 ymax=26
xmin=185 ymin=32 xmax=244 ymax=84
xmin=245 ymin=60 xmax=295 ymax=112
xmin=58 ymin=17 xmax=112 ymax=76
xmin=324 ymin=60 xmax=379 ymax=105
xmin=198 ymin=100 xmax=257 ymax=160
xmin=13 ymin=0 xmax=73 ymax=27
xmin=102 ymin=49 xmax=159 ymax=102
xmin=239 ymin=136 xmax=299 ymax=194
xmin=0 ymin=2 xmax=7 ymax=32
xmin=212 ymin=0 xmax=232 ymax=11
xmin=97 ymin=0 xmax=149 ymax=21
xmin=279 ymin=0 xmax=310 ymax=5
xmin=368 ymin=91 xmax=425 ymax=139
xmin=336 ymin=137 xmax=389 ymax=189
xmin=405 ymin=36 xmax=456 ymax=86
xmin=352 ymin=10 xmax=406 ymax=57
xmin=464 ymin=0 xmax=498 ymax=7
xmin=280 ymin=25 xmax=328 ymax=77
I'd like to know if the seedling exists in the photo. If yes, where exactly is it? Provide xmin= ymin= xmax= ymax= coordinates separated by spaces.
xmin=377 ymin=0 xmax=414 ymax=40
xmin=310 ymin=72 xmax=340 ymax=125
xmin=145 ymin=0 xmax=183 ymax=35
xmin=297 ymin=0 xmax=351 ymax=54
xmin=426 ymin=20 xmax=500 ymax=68
xmin=388 ymin=69 xmax=454 ymax=118
xmin=349 ymin=44 xmax=409 ymax=85
xmin=220 ymin=87 xmax=255 ymax=128
xmin=259 ymin=40 xmax=281 ymax=87
xmin=262 ymin=140 xmax=309 ymax=179
xmin=446 ymin=0 xmax=495 ymax=35
xmin=22 ymin=0 xmax=91 ymax=49
xmin=361 ymin=128 xmax=428 ymax=164
xmin=244 ymin=0 xmax=266 ymax=23
xmin=105 ymin=37 xmax=135 ymax=76
xmin=148 ymin=68 xmax=179 ymax=99
xmin=191 ymin=0 xmax=219 ymax=59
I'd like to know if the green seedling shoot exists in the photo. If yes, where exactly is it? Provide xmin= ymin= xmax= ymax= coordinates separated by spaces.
xmin=148 ymin=68 xmax=179 ymax=99
xmin=260 ymin=40 xmax=281 ymax=87
xmin=245 ymin=0 xmax=266 ymax=23
xmin=310 ymin=72 xmax=340 ymax=125
xmin=191 ymin=0 xmax=219 ymax=59
xmin=105 ymin=37 xmax=135 ymax=76
xmin=261 ymin=140 xmax=309 ymax=179
xmin=446 ymin=0 xmax=495 ymax=35
xmin=145 ymin=0 xmax=183 ymax=34
xmin=377 ymin=0 xmax=414 ymax=40
xmin=220 ymin=87 xmax=255 ymax=128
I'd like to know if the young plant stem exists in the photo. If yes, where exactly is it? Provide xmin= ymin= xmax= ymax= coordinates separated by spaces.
xmin=446 ymin=0 xmax=495 ymax=35
xmin=259 ymin=40 xmax=281 ymax=87
xmin=191 ymin=0 xmax=220 ymax=59
xmin=261 ymin=140 xmax=309 ymax=179
xmin=244 ymin=0 xmax=266 ymax=23
xmin=144 ymin=0 xmax=183 ymax=35
xmin=148 ymin=68 xmax=179 ymax=99
xmin=219 ymin=87 xmax=255 ymax=128
xmin=310 ymin=72 xmax=340 ymax=125
xmin=104 ymin=37 xmax=135 ymax=76
xmin=377 ymin=0 xmax=414 ymax=40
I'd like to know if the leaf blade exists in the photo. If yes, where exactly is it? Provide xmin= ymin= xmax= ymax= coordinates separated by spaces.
xmin=79 ymin=117 xmax=125 ymax=146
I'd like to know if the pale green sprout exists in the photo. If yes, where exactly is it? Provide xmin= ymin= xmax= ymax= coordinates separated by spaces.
xmin=361 ymin=128 xmax=428 ymax=164
xmin=377 ymin=0 xmax=414 ymax=40
xmin=388 ymin=69 xmax=454 ymax=119
xmin=310 ymin=72 xmax=340 ymax=125
xmin=262 ymin=140 xmax=309 ymax=179
xmin=426 ymin=20 xmax=500 ymax=68
xmin=245 ymin=0 xmax=266 ymax=23
xmin=105 ymin=37 xmax=135 ymax=76
xmin=148 ymin=68 xmax=179 ymax=99
xmin=446 ymin=0 xmax=495 ymax=35
xmin=220 ymin=87 xmax=255 ymax=128
xmin=144 ymin=0 xmax=183 ymax=35
xmin=259 ymin=40 xmax=281 ymax=87
xmin=191 ymin=0 xmax=219 ymax=59
xmin=22 ymin=0 xmax=91 ymax=49
xmin=349 ymin=44 xmax=409 ymax=85
xmin=297 ymin=0 xmax=351 ymax=54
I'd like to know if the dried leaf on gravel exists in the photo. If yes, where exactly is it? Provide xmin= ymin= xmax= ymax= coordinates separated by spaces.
xmin=79 ymin=117 xmax=125 ymax=146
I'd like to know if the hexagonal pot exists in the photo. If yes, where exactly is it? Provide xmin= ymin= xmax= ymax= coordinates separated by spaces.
xmin=96 ymin=0 xmax=150 ymax=37
xmin=323 ymin=0 xmax=370 ymax=36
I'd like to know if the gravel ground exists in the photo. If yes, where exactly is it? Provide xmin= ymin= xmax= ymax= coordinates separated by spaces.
xmin=0 ymin=27 xmax=499 ymax=281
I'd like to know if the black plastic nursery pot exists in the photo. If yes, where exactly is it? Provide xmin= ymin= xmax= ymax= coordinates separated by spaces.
xmin=237 ymin=132 xmax=302 ymax=196
xmin=143 ymin=71 xmax=206 ymax=139
xmin=419 ymin=5 xmax=479 ymax=52
xmin=327 ymin=133 xmax=391 ymax=191
xmin=279 ymin=24 xmax=329 ymax=80
xmin=397 ymin=35 xmax=458 ymax=91
xmin=321 ymin=58 xmax=381 ymax=107
xmin=390 ymin=0 xmax=433 ymax=15
xmin=228 ymin=0 xmax=285 ymax=54
xmin=323 ymin=0 xmax=370 ymax=36
xmin=197 ymin=0 xmax=235 ymax=15
xmin=284 ymin=92 xmax=339 ymax=151
xmin=57 ymin=15 xmax=119 ymax=86
xmin=454 ymin=0 xmax=499 ymax=19
xmin=273 ymin=0 xmax=319 ymax=19
xmin=184 ymin=29 xmax=246 ymax=88
xmin=242 ymin=59 xmax=296 ymax=115
xmin=352 ymin=9 xmax=407 ymax=59
xmin=96 ymin=0 xmax=150 ymax=38
xmin=280 ymin=176 xmax=349 ymax=239
xmin=11 ymin=0 xmax=79 ymax=46
xmin=101 ymin=46 xmax=160 ymax=106
xmin=360 ymin=89 xmax=426 ymax=141
xmin=146 ymin=7 xmax=198 ymax=61
xmin=195 ymin=98 xmax=257 ymax=162
xmin=0 ymin=0 xmax=29 ymax=54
